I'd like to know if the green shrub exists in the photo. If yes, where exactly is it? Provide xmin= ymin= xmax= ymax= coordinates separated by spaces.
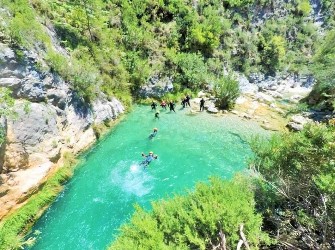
xmin=222 ymin=0 xmax=255 ymax=8
xmin=296 ymin=0 xmax=312 ymax=16
xmin=213 ymin=75 xmax=240 ymax=110
xmin=173 ymin=52 xmax=208 ymax=89
xmin=251 ymin=124 xmax=335 ymax=248
xmin=308 ymin=30 xmax=335 ymax=110
xmin=2 ymin=0 xmax=50 ymax=47
xmin=110 ymin=177 xmax=270 ymax=250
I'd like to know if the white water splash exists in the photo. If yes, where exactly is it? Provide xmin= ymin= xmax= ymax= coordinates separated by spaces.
xmin=93 ymin=197 xmax=104 ymax=203
xmin=110 ymin=161 xmax=154 ymax=197
xmin=130 ymin=164 xmax=140 ymax=173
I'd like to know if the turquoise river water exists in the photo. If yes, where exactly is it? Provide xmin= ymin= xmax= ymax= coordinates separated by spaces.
xmin=29 ymin=105 xmax=268 ymax=250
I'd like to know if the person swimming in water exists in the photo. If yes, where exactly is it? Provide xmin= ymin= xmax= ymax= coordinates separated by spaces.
xmin=155 ymin=111 xmax=160 ymax=119
xmin=148 ymin=128 xmax=158 ymax=139
xmin=140 ymin=151 xmax=158 ymax=168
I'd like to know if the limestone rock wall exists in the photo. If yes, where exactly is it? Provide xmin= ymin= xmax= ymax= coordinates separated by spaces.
xmin=0 ymin=43 xmax=124 ymax=217
xmin=0 ymin=43 xmax=124 ymax=173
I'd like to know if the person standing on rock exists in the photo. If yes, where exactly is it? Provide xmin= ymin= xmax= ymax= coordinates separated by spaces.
xmin=200 ymin=98 xmax=205 ymax=111
xmin=186 ymin=94 xmax=191 ymax=107
xmin=181 ymin=98 xmax=186 ymax=108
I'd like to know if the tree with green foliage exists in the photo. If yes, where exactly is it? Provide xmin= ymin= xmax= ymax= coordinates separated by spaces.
xmin=173 ymin=52 xmax=208 ymax=89
xmin=259 ymin=35 xmax=286 ymax=73
xmin=110 ymin=177 xmax=270 ymax=250
xmin=251 ymin=124 xmax=335 ymax=249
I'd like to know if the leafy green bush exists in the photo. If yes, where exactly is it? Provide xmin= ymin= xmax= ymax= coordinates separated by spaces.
xmin=173 ymin=52 xmax=208 ymax=89
xmin=222 ymin=0 xmax=255 ymax=8
xmin=308 ymin=30 xmax=335 ymax=110
xmin=296 ymin=0 xmax=312 ymax=16
xmin=251 ymin=124 xmax=335 ymax=248
xmin=259 ymin=35 xmax=286 ymax=73
xmin=0 ymin=87 xmax=16 ymax=146
xmin=213 ymin=75 xmax=240 ymax=110
xmin=110 ymin=177 xmax=270 ymax=250
xmin=3 ymin=0 xmax=50 ymax=47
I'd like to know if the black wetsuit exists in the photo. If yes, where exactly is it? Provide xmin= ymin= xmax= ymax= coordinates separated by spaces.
xmin=186 ymin=95 xmax=191 ymax=107
xmin=149 ymin=131 xmax=157 ymax=139
xmin=181 ymin=99 xmax=186 ymax=108
xmin=169 ymin=102 xmax=175 ymax=112
xmin=151 ymin=102 xmax=157 ymax=110
xmin=200 ymin=99 xmax=205 ymax=111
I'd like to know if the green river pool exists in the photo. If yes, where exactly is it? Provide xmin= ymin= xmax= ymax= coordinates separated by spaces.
xmin=29 ymin=105 xmax=269 ymax=250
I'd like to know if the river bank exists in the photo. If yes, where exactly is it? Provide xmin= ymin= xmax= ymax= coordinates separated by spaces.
xmin=0 ymin=115 xmax=126 ymax=250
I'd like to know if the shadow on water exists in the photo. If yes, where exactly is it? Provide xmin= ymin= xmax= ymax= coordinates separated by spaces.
xmin=228 ymin=131 xmax=249 ymax=144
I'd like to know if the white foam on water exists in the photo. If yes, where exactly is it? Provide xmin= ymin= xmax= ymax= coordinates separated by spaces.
xmin=93 ymin=197 xmax=104 ymax=203
xmin=110 ymin=161 xmax=154 ymax=197
xmin=130 ymin=164 xmax=140 ymax=173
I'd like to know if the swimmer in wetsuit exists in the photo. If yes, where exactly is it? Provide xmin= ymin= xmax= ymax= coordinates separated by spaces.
xmin=140 ymin=151 xmax=158 ymax=169
xmin=148 ymin=128 xmax=158 ymax=139
xmin=155 ymin=111 xmax=160 ymax=119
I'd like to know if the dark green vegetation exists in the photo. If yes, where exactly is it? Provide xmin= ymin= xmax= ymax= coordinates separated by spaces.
xmin=1 ymin=0 xmax=331 ymax=106
xmin=110 ymin=177 xmax=271 ymax=250
xmin=306 ymin=30 xmax=335 ymax=111
xmin=251 ymin=124 xmax=335 ymax=248
xmin=0 ymin=153 xmax=77 ymax=250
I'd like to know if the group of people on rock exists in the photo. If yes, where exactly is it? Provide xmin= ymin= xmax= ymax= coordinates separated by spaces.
xmin=151 ymin=99 xmax=176 ymax=114
xmin=150 ymin=94 xmax=206 ymax=119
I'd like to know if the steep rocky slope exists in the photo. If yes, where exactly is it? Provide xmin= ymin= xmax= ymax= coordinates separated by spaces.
xmin=0 ymin=42 xmax=124 ymax=218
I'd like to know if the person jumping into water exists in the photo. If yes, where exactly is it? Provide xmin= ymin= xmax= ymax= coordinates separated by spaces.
xmin=140 ymin=151 xmax=158 ymax=169
xmin=149 ymin=128 xmax=158 ymax=139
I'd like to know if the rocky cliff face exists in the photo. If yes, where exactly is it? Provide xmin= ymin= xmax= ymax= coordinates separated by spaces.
xmin=0 ymin=43 xmax=124 ymax=218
